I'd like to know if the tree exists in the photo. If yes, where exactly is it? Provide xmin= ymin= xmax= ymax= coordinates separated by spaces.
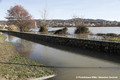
xmin=54 ymin=27 xmax=68 ymax=34
xmin=7 ymin=25 xmax=19 ymax=31
xmin=74 ymin=26 xmax=89 ymax=34
xmin=6 ymin=5 xmax=35 ymax=32
xmin=72 ymin=16 xmax=89 ymax=34
xmin=39 ymin=8 xmax=48 ymax=33
xmin=72 ymin=15 xmax=84 ymax=27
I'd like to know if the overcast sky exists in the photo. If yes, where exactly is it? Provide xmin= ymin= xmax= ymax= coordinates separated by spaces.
xmin=0 ymin=0 xmax=120 ymax=21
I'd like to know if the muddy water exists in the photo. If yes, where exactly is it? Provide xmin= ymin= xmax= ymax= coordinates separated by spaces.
xmin=6 ymin=34 xmax=120 ymax=80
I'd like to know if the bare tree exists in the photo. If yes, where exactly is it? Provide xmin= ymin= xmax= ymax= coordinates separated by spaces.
xmin=72 ymin=16 xmax=89 ymax=34
xmin=39 ymin=7 xmax=49 ymax=33
xmin=72 ymin=15 xmax=84 ymax=27
xmin=41 ymin=8 xmax=48 ymax=25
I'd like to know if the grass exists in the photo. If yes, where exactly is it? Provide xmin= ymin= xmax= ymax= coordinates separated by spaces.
xmin=0 ymin=34 xmax=6 ymax=40
xmin=96 ymin=33 xmax=118 ymax=37
xmin=96 ymin=33 xmax=106 ymax=36
xmin=0 ymin=34 xmax=54 ymax=80
xmin=96 ymin=33 xmax=120 ymax=42
xmin=102 ymin=36 xmax=120 ymax=42
xmin=0 ymin=27 xmax=3 ymax=29
xmin=0 ymin=54 xmax=54 ymax=80
xmin=111 ymin=38 xmax=120 ymax=41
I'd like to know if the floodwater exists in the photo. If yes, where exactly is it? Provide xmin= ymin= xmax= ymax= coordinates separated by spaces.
xmin=5 ymin=34 xmax=120 ymax=80
xmin=31 ymin=27 xmax=120 ymax=34
xmin=88 ymin=27 xmax=120 ymax=34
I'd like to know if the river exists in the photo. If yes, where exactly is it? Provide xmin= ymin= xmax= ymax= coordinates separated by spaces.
xmin=5 ymin=34 xmax=120 ymax=80
xmin=31 ymin=27 xmax=120 ymax=40
xmin=31 ymin=27 xmax=120 ymax=34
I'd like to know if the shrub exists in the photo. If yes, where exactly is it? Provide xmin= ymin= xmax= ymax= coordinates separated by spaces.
xmin=0 ymin=25 xmax=4 ymax=29
xmin=96 ymin=33 xmax=118 ymax=37
xmin=96 ymin=33 xmax=106 ymax=36
xmin=7 ymin=25 xmax=19 ymax=31
xmin=118 ymin=34 xmax=120 ymax=37
xmin=106 ymin=33 xmax=118 ymax=37
xmin=54 ymin=27 xmax=68 ymax=34
xmin=39 ymin=24 xmax=48 ymax=33
xmin=89 ymin=33 xmax=94 ymax=35
xmin=74 ymin=26 xmax=89 ymax=34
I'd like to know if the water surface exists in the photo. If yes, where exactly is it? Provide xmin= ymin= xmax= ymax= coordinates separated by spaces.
xmin=31 ymin=27 xmax=120 ymax=34
xmin=6 ymin=34 xmax=120 ymax=80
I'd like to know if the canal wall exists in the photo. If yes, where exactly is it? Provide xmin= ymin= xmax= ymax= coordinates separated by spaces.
xmin=1 ymin=30 xmax=120 ymax=55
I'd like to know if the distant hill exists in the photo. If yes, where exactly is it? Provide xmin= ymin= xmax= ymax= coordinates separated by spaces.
xmin=35 ymin=18 xmax=119 ymax=27
xmin=0 ymin=21 xmax=7 ymax=25
xmin=0 ymin=19 xmax=119 ymax=27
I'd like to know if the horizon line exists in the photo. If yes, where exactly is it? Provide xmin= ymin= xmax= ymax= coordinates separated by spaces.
xmin=0 ymin=18 xmax=120 ymax=22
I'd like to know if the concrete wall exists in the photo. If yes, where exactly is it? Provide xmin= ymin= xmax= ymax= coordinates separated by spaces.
xmin=1 ymin=30 xmax=120 ymax=55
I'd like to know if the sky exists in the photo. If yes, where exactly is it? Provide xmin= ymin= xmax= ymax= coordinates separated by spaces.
xmin=0 ymin=0 xmax=120 ymax=21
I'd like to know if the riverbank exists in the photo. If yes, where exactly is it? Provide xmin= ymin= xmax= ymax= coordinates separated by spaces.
xmin=96 ymin=33 xmax=120 ymax=42
xmin=0 ymin=34 xmax=54 ymax=80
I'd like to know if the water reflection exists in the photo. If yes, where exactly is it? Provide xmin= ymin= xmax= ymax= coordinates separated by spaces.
xmin=6 ymin=34 xmax=120 ymax=80
xmin=30 ymin=27 xmax=104 ymax=40
xmin=32 ymin=27 xmax=120 ymax=34
xmin=7 ymin=35 xmax=14 ymax=42
xmin=7 ymin=35 xmax=34 ymax=56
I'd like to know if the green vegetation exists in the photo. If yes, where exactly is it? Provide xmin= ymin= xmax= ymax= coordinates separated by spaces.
xmin=96 ymin=33 xmax=120 ymax=42
xmin=0 ymin=27 xmax=3 ymax=29
xmin=0 ymin=34 xmax=7 ymax=43
xmin=2 ymin=54 xmax=54 ymax=80
xmin=111 ymin=37 xmax=120 ymax=41
xmin=75 ymin=26 xmax=89 ymax=34
xmin=0 ymin=34 xmax=6 ymax=39
xmin=0 ymin=34 xmax=54 ymax=80
xmin=102 ymin=37 xmax=120 ymax=42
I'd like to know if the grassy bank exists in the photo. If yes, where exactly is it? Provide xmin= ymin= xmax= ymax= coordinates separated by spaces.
xmin=0 ymin=34 xmax=54 ymax=80
xmin=96 ymin=33 xmax=120 ymax=42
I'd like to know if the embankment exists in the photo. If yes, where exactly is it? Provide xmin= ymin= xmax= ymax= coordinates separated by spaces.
xmin=0 ymin=34 xmax=54 ymax=80
xmin=1 ymin=30 xmax=120 ymax=55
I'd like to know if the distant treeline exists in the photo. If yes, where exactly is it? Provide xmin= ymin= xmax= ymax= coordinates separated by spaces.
xmin=1 ymin=18 xmax=120 ymax=27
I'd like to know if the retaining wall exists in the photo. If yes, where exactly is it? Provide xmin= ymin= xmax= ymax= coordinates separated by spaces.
xmin=1 ymin=30 xmax=120 ymax=55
